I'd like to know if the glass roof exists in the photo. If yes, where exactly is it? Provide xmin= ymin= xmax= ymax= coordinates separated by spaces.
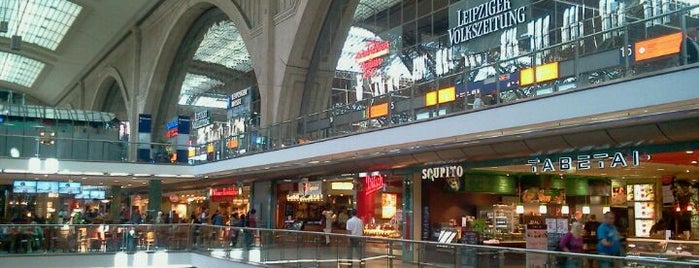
xmin=0 ymin=51 xmax=45 ymax=87
xmin=178 ymin=73 xmax=226 ymax=107
xmin=353 ymin=0 xmax=401 ymax=22
xmin=0 ymin=0 xmax=82 ymax=51
xmin=193 ymin=20 xmax=252 ymax=73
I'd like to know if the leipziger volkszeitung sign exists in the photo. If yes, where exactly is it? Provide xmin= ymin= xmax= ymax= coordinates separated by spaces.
xmin=448 ymin=0 xmax=527 ymax=46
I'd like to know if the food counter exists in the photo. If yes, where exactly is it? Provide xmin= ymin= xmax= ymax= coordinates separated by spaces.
xmin=364 ymin=223 xmax=400 ymax=238
xmin=627 ymin=238 xmax=699 ymax=261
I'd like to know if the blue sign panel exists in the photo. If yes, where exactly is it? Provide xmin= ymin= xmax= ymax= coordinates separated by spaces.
xmin=138 ymin=114 xmax=151 ymax=133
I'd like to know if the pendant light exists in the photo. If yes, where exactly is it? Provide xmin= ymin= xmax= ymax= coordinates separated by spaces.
xmin=516 ymin=204 xmax=525 ymax=214
xmin=539 ymin=203 xmax=548 ymax=214
xmin=582 ymin=194 xmax=590 ymax=214
xmin=561 ymin=203 xmax=570 ymax=215
xmin=602 ymin=206 xmax=611 ymax=214
xmin=10 ymin=0 xmax=27 ymax=51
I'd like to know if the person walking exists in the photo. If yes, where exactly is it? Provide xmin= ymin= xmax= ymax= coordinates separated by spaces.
xmin=559 ymin=221 xmax=584 ymax=268
xmin=345 ymin=210 xmax=364 ymax=266
xmin=597 ymin=212 xmax=622 ymax=268
xmin=245 ymin=209 xmax=257 ymax=248
xmin=322 ymin=207 xmax=336 ymax=245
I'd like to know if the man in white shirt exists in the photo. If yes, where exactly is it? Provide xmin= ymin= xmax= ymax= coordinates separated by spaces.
xmin=345 ymin=210 xmax=364 ymax=265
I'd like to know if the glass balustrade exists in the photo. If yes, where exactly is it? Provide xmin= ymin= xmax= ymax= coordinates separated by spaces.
xmin=2 ymin=224 xmax=699 ymax=267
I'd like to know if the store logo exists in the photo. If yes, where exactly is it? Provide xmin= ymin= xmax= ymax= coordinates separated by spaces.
xmin=364 ymin=174 xmax=384 ymax=195
xmin=448 ymin=0 xmax=527 ymax=46
xmin=421 ymin=165 xmax=464 ymax=180
xmin=528 ymin=151 xmax=640 ymax=173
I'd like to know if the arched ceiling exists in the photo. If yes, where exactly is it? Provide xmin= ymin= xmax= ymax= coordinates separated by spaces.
xmin=0 ymin=0 xmax=159 ymax=104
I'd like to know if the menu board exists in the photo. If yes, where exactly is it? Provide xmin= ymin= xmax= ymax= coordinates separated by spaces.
xmin=556 ymin=219 xmax=569 ymax=234
xmin=634 ymin=202 xmax=655 ymax=219
xmin=36 ymin=181 xmax=59 ymax=194
xmin=611 ymin=180 xmax=627 ymax=206
xmin=635 ymin=219 xmax=655 ymax=237
xmin=632 ymin=184 xmax=654 ymax=201
xmin=58 ymin=182 xmax=81 ymax=194
xmin=13 ymin=180 xmax=37 ymax=193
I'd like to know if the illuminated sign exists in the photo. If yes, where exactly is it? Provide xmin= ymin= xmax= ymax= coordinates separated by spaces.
xmin=299 ymin=181 xmax=322 ymax=196
xmin=425 ymin=87 xmax=456 ymax=106
xmin=528 ymin=151 xmax=640 ymax=173
xmin=363 ymin=174 xmax=384 ymax=195
xmin=634 ymin=32 xmax=683 ymax=62
xmin=421 ymin=165 xmax=465 ymax=180
xmin=535 ymin=62 xmax=559 ymax=83
xmin=210 ymin=187 xmax=239 ymax=197
xmin=520 ymin=62 xmax=560 ymax=86
xmin=331 ymin=182 xmax=354 ymax=190
xmin=447 ymin=0 xmax=527 ymax=46
xmin=165 ymin=128 xmax=178 ymax=138
xmin=357 ymin=40 xmax=389 ymax=78
xmin=165 ymin=120 xmax=178 ymax=130
xmin=368 ymin=103 xmax=389 ymax=118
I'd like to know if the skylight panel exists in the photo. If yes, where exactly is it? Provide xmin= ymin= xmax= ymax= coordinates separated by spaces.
xmin=0 ymin=51 xmax=45 ymax=87
xmin=193 ymin=20 xmax=253 ymax=73
xmin=0 ymin=0 xmax=82 ymax=50
xmin=178 ymin=73 xmax=225 ymax=106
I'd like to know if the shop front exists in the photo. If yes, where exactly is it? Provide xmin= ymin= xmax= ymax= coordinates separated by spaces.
xmin=274 ymin=171 xmax=412 ymax=239
xmin=417 ymin=147 xmax=699 ymax=253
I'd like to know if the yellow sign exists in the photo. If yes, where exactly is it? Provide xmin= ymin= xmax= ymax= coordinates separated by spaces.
xmin=438 ymin=87 xmax=456 ymax=103
xmin=425 ymin=91 xmax=438 ymax=106
xmin=520 ymin=67 xmax=535 ymax=86
xmin=535 ymin=62 xmax=559 ymax=83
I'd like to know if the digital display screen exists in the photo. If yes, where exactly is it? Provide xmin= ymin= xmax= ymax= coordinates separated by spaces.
xmin=58 ymin=182 xmax=82 ymax=194
xmin=13 ymin=181 xmax=37 ymax=193
xmin=89 ymin=190 xmax=106 ymax=199
xmin=36 ymin=181 xmax=59 ymax=194
xmin=74 ymin=191 xmax=91 ymax=199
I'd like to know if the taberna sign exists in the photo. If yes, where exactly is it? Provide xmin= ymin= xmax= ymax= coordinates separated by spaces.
xmin=448 ymin=0 xmax=527 ymax=46
xmin=422 ymin=165 xmax=465 ymax=181
xmin=528 ymin=151 xmax=640 ymax=173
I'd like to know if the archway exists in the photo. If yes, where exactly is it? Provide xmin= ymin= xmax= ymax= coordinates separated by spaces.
xmin=153 ymin=8 xmax=259 ymax=161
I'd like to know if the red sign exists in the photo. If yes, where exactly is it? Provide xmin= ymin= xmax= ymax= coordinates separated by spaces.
xmin=210 ymin=187 xmax=238 ymax=197
xmin=356 ymin=40 xmax=389 ymax=78
xmin=210 ymin=187 xmax=239 ymax=202
xmin=165 ymin=128 xmax=178 ymax=138
xmin=364 ymin=174 xmax=384 ymax=195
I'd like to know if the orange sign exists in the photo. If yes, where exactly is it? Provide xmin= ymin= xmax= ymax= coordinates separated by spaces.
xmin=368 ymin=103 xmax=389 ymax=118
xmin=227 ymin=139 xmax=239 ymax=149
xmin=635 ymin=32 xmax=683 ymax=62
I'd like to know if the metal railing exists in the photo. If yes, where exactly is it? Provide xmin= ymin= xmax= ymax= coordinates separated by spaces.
xmin=1 ymin=5 xmax=699 ymax=166
xmin=2 ymin=223 xmax=699 ymax=267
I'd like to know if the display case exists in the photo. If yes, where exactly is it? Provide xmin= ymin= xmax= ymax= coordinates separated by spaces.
xmin=480 ymin=204 xmax=523 ymax=242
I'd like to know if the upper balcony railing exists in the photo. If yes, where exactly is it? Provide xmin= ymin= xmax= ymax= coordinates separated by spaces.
xmin=1 ymin=6 xmax=699 ymax=166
